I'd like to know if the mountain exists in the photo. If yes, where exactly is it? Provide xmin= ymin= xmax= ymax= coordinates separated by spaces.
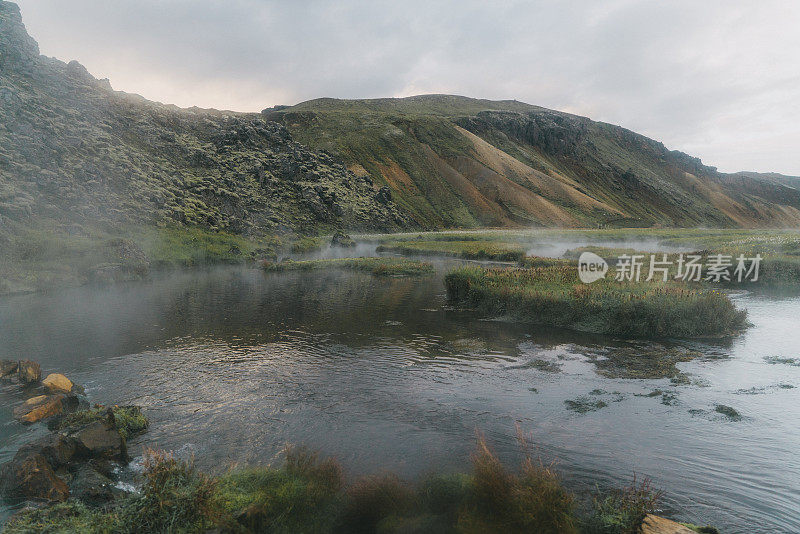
xmin=266 ymin=96 xmax=800 ymax=229
xmin=0 ymin=0 xmax=407 ymax=244
xmin=2 ymin=0 xmax=800 ymax=251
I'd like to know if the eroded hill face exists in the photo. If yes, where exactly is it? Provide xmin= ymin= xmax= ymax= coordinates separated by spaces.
xmin=269 ymin=97 xmax=800 ymax=229
xmin=0 ymin=1 xmax=408 ymax=241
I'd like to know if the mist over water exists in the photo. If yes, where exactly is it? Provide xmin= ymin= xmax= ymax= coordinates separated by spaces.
xmin=1 ymin=249 xmax=799 ymax=531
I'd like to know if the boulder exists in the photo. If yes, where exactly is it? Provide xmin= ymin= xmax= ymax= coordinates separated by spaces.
xmin=42 ymin=373 xmax=74 ymax=394
xmin=16 ymin=433 xmax=78 ymax=469
xmin=17 ymin=360 xmax=41 ymax=384
xmin=13 ymin=394 xmax=64 ymax=424
xmin=69 ymin=463 xmax=116 ymax=506
xmin=0 ymin=359 xmax=18 ymax=378
xmin=71 ymin=411 xmax=127 ymax=461
xmin=640 ymin=515 xmax=696 ymax=534
xmin=0 ymin=453 xmax=69 ymax=502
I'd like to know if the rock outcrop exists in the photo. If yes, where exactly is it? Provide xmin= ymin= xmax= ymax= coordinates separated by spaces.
xmin=17 ymin=360 xmax=41 ymax=384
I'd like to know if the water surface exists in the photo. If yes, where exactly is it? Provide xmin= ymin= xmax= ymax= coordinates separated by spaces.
xmin=1 ymin=262 xmax=799 ymax=532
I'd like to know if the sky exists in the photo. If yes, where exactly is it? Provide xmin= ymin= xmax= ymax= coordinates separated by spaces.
xmin=14 ymin=0 xmax=800 ymax=175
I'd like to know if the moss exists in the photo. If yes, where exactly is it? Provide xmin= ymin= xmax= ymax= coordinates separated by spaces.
xmin=2 ymin=501 xmax=120 ymax=534
xmin=58 ymin=405 xmax=148 ymax=441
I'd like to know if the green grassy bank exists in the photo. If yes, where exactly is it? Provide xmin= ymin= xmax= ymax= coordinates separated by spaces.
xmin=444 ymin=264 xmax=748 ymax=338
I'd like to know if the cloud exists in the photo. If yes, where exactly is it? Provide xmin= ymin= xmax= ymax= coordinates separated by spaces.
xmin=14 ymin=0 xmax=800 ymax=174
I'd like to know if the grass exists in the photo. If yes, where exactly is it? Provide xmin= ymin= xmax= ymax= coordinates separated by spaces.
xmin=4 ymin=437 xmax=671 ymax=534
xmin=376 ymin=240 xmax=526 ymax=262
xmin=583 ymin=477 xmax=663 ymax=534
xmin=57 ymin=406 xmax=149 ymax=441
xmin=290 ymin=236 xmax=325 ymax=254
xmin=445 ymin=264 xmax=748 ymax=339
xmin=262 ymin=257 xmax=434 ymax=276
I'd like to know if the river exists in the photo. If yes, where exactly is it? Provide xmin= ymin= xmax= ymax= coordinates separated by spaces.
xmin=1 ymin=255 xmax=799 ymax=531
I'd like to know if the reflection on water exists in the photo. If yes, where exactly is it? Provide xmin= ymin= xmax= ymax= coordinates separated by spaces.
xmin=1 ymin=265 xmax=799 ymax=532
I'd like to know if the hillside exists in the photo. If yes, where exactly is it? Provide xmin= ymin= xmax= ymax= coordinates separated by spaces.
xmin=2 ymin=0 xmax=800 ymax=294
xmin=0 ymin=0 xmax=407 ymax=242
xmin=267 ymin=96 xmax=800 ymax=228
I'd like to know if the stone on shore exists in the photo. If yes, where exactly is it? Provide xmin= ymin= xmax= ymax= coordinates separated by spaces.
xmin=17 ymin=360 xmax=41 ymax=384
xmin=42 ymin=373 xmax=74 ymax=394
xmin=0 ymin=359 xmax=18 ymax=378
xmin=0 ymin=453 xmax=69 ymax=502
xmin=13 ymin=394 xmax=64 ymax=424
xmin=640 ymin=514 xmax=696 ymax=534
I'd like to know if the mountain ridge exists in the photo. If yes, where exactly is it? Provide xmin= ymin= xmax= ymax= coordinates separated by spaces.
xmin=3 ymin=0 xmax=800 ymax=239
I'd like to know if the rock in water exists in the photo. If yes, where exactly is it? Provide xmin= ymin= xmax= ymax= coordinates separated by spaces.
xmin=15 ymin=433 xmax=78 ymax=469
xmin=0 ymin=453 xmax=69 ymax=502
xmin=13 ymin=394 xmax=64 ymax=424
xmin=17 ymin=360 xmax=41 ymax=384
xmin=69 ymin=464 xmax=116 ymax=506
xmin=0 ymin=360 xmax=18 ymax=377
xmin=42 ymin=373 xmax=74 ymax=393
xmin=71 ymin=411 xmax=127 ymax=461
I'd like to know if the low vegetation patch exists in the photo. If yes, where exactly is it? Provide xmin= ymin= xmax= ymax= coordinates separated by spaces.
xmin=376 ymin=239 xmax=526 ymax=262
xmin=262 ymin=257 xmax=434 ymax=276
xmin=564 ymin=396 xmax=608 ymax=414
xmin=444 ymin=265 xmax=747 ymax=339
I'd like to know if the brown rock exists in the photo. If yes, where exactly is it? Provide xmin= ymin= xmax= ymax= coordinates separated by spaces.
xmin=0 ymin=360 xmax=18 ymax=378
xmin=42 ymin=373 xmax=74 ymax=394
xmin=16 ymin=433 xmax=78 ymax=469
xmin=72 ymin=411 xmax=127 ymax=461
xmin=0 ymin=453 xmax=69 ymax=502
xmin=17 ymin=360 xmax=41 ymax=384
xmin=13 ymin=394 xmax=64 ymax=424
xmin=640 ymin=514 xmax=696 ymax=534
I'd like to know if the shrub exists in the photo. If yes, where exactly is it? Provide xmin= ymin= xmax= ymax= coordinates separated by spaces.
xmin=583 ymin=477 xmax=662 ymax=534
xmin=118 ymin=450 xmax=221 ymax=533
xmin=342 ymin=473 xmax=414 ymax=533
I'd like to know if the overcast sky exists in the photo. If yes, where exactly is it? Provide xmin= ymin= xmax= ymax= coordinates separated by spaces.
xmin=14 ymin=0 xmax=800 ymax=175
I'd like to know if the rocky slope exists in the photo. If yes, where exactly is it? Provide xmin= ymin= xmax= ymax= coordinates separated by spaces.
xmin=0 ymin=1 xmax=407 ymax=244
xmin=3 ymin=0 xmax=799 ymax=248
xmin=269 ymin=96 xmax=800 ymax=228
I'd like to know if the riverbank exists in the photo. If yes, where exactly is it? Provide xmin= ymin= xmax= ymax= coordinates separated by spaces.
xmin=1 ymin=360 xmax=717 ymax=534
